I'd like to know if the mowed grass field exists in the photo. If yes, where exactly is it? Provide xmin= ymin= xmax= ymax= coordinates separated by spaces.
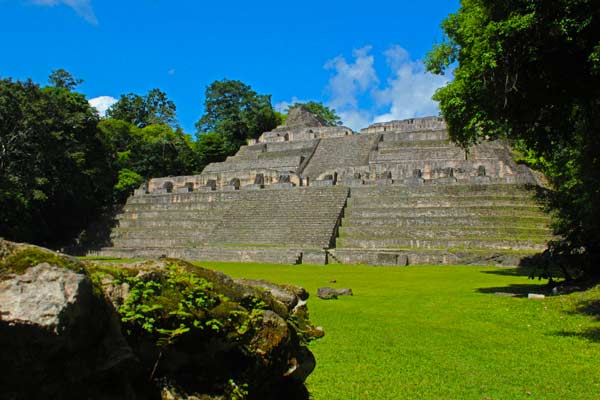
xmin=196 ymin=262 xmax=600 ymax=400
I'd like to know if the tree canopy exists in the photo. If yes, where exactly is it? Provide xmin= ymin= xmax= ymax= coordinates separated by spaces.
xmin=0 ymin=76 xmax=112 ymax=245
xmin=106 ymin=88 xmax=177 ymax=128
xmin=426 ymin=0 xmax=600 ymax=278
xmin=48 ymin=69 xmax=83 ymax=90
xmin=287 ymin=101 xmax=342 ymax=126
xmin=0 ymin=73 xmax=201 ymax=246
xmin=98 ymin=119 xmax=198 ymax=202
xmin=195 ymin=79 xmax=281 ymax=152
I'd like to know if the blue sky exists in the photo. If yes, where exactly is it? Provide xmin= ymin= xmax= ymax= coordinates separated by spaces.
xmin=0 ymin=0 xmax=459 ymax=132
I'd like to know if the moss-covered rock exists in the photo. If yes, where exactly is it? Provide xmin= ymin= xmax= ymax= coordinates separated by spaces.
xmin=0 ymin=240 xmax=321 ymax=399
xmin=0 ymin=242 xmax=148 ymax=399
xmin=97 ymin=258 xmax=320 ymax=399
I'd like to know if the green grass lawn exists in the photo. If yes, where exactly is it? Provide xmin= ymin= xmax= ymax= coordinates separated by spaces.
xmin=195 ymin=262 xmax=600 ymax=400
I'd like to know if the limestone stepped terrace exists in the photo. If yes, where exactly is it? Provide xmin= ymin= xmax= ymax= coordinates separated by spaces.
xmin=98 ymin=107 xmax=552 ymax=265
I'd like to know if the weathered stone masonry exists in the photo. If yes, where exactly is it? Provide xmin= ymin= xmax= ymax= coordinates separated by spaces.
xmin=99 ymin=108 xmax=552 ymax=266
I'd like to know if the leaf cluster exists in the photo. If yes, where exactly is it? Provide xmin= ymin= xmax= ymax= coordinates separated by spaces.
xmin=117 ymin=263 xmax=267 ymax=349
xmin=195 ymin=79 xmax=281 ymax=154
xmin=106 ymin=89 xmax=177 ymax=128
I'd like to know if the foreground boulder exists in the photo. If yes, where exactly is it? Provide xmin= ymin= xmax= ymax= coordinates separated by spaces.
xmin=0 ymin=240 xmax=321 ymax=399
xmin=0 ymin=242 xmax=146 ymax=399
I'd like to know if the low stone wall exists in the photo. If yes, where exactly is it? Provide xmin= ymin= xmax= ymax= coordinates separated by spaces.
xmin=378 ymin=129 xmax=449 ymax=141
xmin=258 ymin=126 xmax=354 ymax=143
xmin=361 ymin=117 xmax=447 ymax=134
xmin=330 ymin=248 xmax=530 ymax=267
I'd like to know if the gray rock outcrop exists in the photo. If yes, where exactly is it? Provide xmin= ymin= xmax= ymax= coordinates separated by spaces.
xmin=0 ymin=257 xmax=145 ymax=399
xmin=0 ymin=240 xmax=322 ymax=399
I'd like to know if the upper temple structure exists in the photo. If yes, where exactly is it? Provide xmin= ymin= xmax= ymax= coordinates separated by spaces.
xmin=97 ymin=106 xmax=552 ymax=266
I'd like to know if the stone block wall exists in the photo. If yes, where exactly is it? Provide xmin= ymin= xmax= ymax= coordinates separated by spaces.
xmin=360 ymin=117 xmax=447 ymax=134
xmin=258 ymin=126 xmax=354 ymax=143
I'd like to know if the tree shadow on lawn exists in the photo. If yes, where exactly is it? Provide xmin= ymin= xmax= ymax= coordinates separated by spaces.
xmin=553 ymin=327 xmax=600 ymax=343
xmin=480 ymin=266 xmax=534 ymax=277
xmin=573 ymin=299 xmax=600 ymax=320
xmin=476 ymin=282 xmax=549 ymax=297
xmin=553 ymin=299 xmax=600 ymax=343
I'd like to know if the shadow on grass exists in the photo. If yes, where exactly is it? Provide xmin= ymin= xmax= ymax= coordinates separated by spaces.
xmin=552 ymin=297 xmax=600 ymax=343
xmin=480 ymin=266 xmax=534 ymax=277
xmin=574 ymin=300 xmax=600 ymax=321
xmin=553 ymin=327 xmax=600 ymax=343
xmin=477 ymin=283 xmax=549 ymax=297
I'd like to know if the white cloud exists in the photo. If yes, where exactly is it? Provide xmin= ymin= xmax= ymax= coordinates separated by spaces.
xmin=372 ymin=45 xmax=449 ymax=123
xmin=321 ymin=45 xmax=448 ymax=130
xmin=89 ymin=96 xmax=117 ymax=117
xmin=324 ymin=46 xmax=378 ymax=110
xmin=31 ymin=0 xmax=98 ymax=25
xmin=337 ymin=109 xmax=371 ymax=131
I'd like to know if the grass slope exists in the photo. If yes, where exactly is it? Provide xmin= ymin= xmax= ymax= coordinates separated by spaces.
xmin=197 ymin=262 xmax=600 ymax=400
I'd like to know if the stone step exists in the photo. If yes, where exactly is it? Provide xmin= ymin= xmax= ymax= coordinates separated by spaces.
xmin=341 ymin=215 xmax=550 ymax=229
xmin=124 ymin=203 xmax=226 ymax=211
xmin=113 ymin=226 xmax=336 ymax=238
xmin=339 ymin=226 xmax=552 ymax=239
xmin=375 ymin=148 xmax=466 ymax=161
xmin=348 ymin=184 xmax=538 ymax=197
xmin=380 ymin=130 xmax=449 ymax=142
xmin=116 ymin=211 xmax=226 ymax=220
xmin=348 ymin=192 xmax=534 ymax=201
xmin=111 ymin=238 xmax=205 ymax=248
xmin=377 ymin=140 xmax=452 ymax=149
xmin=110 ymin=228 xmax=213 ymax=239
xmin=344 ymin=206 xmax=545 ymax=218
xmin=347 ymin=198 xmax=539 ymax=208
xmin=128 ymin=193 xmax=347 ymax=205
xmin=202 ymin=155 xmax=303 ymax=173
xmin=111 ymin=236 xmax=332 ymax=248
xmin=119 ymin=207 xmax=342 ymax=217
xmin=129 ymin=186 xmax=349 ymax=202
xmin=117 ymin=219 xmax=223 ymax=229
xmin=336 ymin=237 xmax=547 ymax=251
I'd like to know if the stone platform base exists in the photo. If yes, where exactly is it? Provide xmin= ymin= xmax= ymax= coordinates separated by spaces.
xmin=328 ymin=248 xmax=539 ymax=267
xmin=96 ymin=246 xmax=330 ymax=265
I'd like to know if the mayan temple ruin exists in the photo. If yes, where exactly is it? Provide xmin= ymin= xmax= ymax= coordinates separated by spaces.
xmin=98 ymin=106 xmax=552 ymax=266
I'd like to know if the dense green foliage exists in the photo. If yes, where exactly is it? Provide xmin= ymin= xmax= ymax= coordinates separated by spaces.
xmin=426 ymin=0 xmax=600 ymax=278
xmin=117 ymin=263 xmax=264 ymax=348
xmin=194 ymin=131 xmax=229 ymax=171
xmin=48 ymin=68 xmax=83 ymax=90
xmin=195 ymin=79 xmax=281 ymax=154
xmin=288 ymin=101 xmax=342 ymax=126
xmin=106 ymin=88 xmax=177 ymax=128
xmin=98 ymin=119 xmax=198 ymax=201
xmin=203 ymin=261 xmax=600 ymax=400
xmin=0 ymin=76 xmax=112 ymax=245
